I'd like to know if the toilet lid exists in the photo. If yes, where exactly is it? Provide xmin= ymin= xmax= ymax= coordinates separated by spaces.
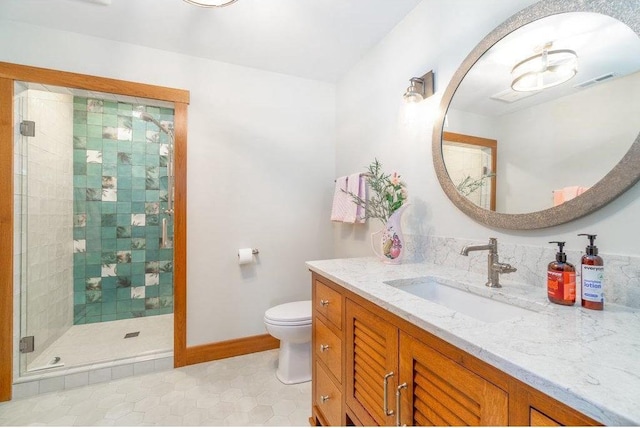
xmin=264 ymin=300 xmax=311 ymax=324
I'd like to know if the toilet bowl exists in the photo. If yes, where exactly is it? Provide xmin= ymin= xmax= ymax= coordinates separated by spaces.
xmin=264 ymin=300 xmax=312 ymax=384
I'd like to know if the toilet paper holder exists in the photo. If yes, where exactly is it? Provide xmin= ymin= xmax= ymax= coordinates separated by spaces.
xmin=238 ymin=249 xmax=260 ymax=256
xmin=237 ymin=248 xmax=259 ymax=265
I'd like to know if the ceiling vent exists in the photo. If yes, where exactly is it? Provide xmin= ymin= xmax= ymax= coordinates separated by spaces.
xmin=574 ymin=73 xmax=616 ymax=89
xmin=490 ymin=88 xmax=540 ymax=104
xmin=80 ymin=0 xmax=111 ymax=4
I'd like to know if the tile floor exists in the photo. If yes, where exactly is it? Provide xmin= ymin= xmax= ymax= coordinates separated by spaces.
xmin=0 ymin=350 xmax=312 ymax=426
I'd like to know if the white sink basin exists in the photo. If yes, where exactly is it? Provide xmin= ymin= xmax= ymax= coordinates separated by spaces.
xmin=385 ymin=277 xmax=534 ymax=323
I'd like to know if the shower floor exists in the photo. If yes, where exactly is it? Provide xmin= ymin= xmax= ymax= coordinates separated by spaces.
xmin=26 ymin=314 xmax=173 ymax=372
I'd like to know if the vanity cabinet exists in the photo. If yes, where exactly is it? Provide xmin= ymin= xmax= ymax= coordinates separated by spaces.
xmin=310 ymin=272 xmax=601 ymax=427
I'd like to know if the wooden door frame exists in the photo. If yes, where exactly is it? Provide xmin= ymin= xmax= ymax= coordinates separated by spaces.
xmin=442 ymin=131 xmax=497 ymax=211
xmin=0 ymin=62 xmax=189 ymax=401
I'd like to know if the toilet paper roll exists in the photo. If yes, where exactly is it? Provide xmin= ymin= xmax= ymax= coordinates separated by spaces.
xmin=238 ymin=248 xmax=254 ymax=265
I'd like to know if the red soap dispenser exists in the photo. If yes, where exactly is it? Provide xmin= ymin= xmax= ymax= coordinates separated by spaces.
xmin=547 ymin=241 xmax=576 ymax=306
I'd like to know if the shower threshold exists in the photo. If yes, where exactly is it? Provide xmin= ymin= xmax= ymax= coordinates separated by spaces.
xmin=14 ymin=349 xmax=174 ymax=399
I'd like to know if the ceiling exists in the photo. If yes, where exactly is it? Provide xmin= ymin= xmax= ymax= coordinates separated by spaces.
xmin=0 ymin=0 xmax=422 ymax=83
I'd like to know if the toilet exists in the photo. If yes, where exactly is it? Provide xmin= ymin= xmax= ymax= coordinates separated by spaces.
xmin=264 ymin=300 xmax=312 ymax=384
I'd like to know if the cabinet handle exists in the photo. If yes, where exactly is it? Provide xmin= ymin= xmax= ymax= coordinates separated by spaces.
xmin=320 ymin=344 xmax=330 ymax=352
xmin=320 ymin=394 xmax=330 ymax=403
xmin=383 ymin=372 xmax=394 ymax=416
xmin=320 ymin=299 xmax=330 ymax=307
xmin=396 ymin=382 xmax=407 ymax=426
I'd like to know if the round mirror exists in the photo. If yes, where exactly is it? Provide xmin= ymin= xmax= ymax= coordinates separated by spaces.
xmin=433 ymin=0 xmax=640 ymax=229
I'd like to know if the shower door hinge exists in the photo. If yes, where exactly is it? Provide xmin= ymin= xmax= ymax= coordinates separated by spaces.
xmin=19 ymin=336 xmax=34 ymax=353
xmin=20 ymin=120 xmax=35 ymax=137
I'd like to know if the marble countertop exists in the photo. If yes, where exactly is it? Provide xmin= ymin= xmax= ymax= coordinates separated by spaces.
xmin=306 ymin=257 xmax=640 ymax=426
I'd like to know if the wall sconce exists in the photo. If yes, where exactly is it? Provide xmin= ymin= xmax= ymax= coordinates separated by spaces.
xmin=511 ymin=43 xmax=578 ymax=92
xmin=403 ymin=70 xmax=435 ymax=103
xmin=183 ymin=0 xmax=238 ymax=7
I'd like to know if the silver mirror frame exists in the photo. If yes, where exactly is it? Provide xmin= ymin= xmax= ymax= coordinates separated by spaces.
xmin=432 ymin=0 xmax=640 ymax=230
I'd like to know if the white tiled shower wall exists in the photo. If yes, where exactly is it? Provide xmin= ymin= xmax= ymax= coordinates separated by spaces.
xmin=13 ymin=88 xmax=74 ymax=376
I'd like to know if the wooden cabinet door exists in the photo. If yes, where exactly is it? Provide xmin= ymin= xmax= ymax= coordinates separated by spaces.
xmin=398 ymin=331 xmax=508 ymax=426
xmin=530 ymin=408 xmax=561 ymax=426
xmin=345 ymin=299 xmax=399 ymax=426
xmin=525 ymin=388 xmax=601 ymax=426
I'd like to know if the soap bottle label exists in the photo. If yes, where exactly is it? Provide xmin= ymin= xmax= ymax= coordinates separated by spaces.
xmin=547 ymin=271 xmax=576 ymax=301
xmin=581 ymin=265 xmax=604 ymax=303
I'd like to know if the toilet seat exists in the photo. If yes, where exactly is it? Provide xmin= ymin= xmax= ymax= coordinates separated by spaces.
xmin=264 ymin=300 xmax=311 ymax=326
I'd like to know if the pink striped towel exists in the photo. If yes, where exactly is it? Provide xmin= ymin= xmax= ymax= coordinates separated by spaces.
xmin=331 ymin=176 xmax=350 ymax=222
xmin=331 ymin=174 xmax=366 ymax=223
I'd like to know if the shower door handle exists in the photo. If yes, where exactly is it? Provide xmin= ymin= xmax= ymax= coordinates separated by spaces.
xmin=160 ymin=217 xmax=171 ymax=249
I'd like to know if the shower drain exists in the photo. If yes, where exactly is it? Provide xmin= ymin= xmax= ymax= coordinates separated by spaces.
xmin=124 ymin=331 xmax=140 ymax=338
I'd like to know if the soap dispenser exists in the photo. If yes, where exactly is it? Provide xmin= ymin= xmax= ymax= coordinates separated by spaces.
xmin=578 ymin=233 xmax=604 ymax=310
xmin=547 ymin=241 xmax=576 ymax=306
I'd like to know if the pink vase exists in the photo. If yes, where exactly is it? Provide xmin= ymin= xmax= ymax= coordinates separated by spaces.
xmin=371 ymin=204 xmax=409 ymax=265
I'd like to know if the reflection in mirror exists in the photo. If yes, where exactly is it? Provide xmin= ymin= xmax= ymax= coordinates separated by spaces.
xmin=443 ymin=11 xmax=640 ymax=214
xmin=443 ymin=132 xmax=496 ymax=211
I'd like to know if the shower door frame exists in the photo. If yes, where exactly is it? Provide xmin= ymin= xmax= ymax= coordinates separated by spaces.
xmin=0 ymin=62 xmax=190 ymax=401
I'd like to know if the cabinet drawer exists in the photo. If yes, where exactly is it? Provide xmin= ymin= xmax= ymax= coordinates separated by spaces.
xmin=315 ymin=280 xmax=342 ymax=330
xmin=315 ymin=317 xmax=342 ymax=382
xmin=315 ymin=361 xmax=342 ymax=426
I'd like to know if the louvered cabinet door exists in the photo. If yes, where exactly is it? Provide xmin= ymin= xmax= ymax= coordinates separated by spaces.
xmin=398 ymin=331 xmax=508 ymax=426
xmin=345 ymin=299 xmax=399 ymax=426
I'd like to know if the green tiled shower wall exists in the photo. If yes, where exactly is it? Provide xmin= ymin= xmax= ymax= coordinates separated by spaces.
xmin=72 ymin=97 xmax=174 ymax=324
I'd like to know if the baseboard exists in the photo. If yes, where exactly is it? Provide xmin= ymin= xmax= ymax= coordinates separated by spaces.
xmin=184 ymin=333 xmax=279 ymax=366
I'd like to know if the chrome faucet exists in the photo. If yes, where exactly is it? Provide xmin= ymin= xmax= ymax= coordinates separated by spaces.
xmin=460 ymin=238 xmax=516 ymax=288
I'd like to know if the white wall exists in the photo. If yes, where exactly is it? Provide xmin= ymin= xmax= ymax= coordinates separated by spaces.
xmin=0 ymin=20 xmax=336 ymax=346
xmin=334 ymin=0 xmax=640 ymax=258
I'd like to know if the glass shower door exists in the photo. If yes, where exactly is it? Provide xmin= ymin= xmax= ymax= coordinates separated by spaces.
xmin=16 ymin=82 xmax=75 ymax=374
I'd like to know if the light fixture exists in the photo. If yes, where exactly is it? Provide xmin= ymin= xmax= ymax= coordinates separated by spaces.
xmin=403 ymin=70 xmax=434 ymax=103
xmin=183 ymin=0 xmax=238 ymax=7
xmin=511 ymin=43 xmax=578 ymax=92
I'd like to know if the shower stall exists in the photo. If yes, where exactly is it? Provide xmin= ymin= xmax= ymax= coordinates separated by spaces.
xmin=13 ymin=82 xmax=175 ymax=378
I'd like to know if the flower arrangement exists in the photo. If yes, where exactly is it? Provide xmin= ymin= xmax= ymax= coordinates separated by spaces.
xmin=347 ymin=158 xmax=408 ymax=224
